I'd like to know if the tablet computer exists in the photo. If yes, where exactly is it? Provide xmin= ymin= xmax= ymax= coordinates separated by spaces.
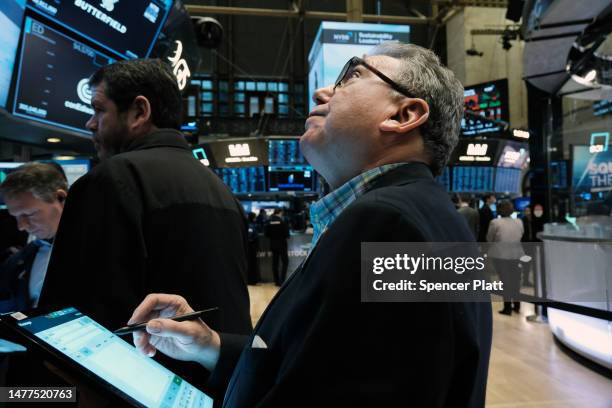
xmin=1 ymin=307 xmax=213 ymax=408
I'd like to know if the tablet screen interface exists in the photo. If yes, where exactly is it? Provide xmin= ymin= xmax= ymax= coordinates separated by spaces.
xmin=15 ymin=307 xmax=213 ymax=408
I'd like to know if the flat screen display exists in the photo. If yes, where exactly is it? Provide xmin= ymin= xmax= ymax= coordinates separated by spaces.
xmin=0 ymin=162 xmax=24 ymax=208
xmin=268 ymin=139 xmax=308 ymax=166
xmin=26 ymin=0 xmax=172 ymax=59
xmin=268 ymin=165 xmax=315 ymax=192
xmin=461 ymin=79 xmax=509 ymax=136
xmin=496 ymin=141 xmax=529 ymax=169
xmin=14 ymin=307 xmax=213 ymax=407
xmin=46 ymin=159 xmax=90 ymax=187
xmin=436 ymin=166 xmax=451 ymax=191
xmin=0 ymin=0 xmax=25 ymax=108
xmin=12 ymin=17 xmax=115 ymax=134
xmin=494 ymin=167 xmax=521 ymax=193
xmin=572 ymin=145 xmax=612 ymax=193
xmin=214 ymin=166 xmax=266 ymax=194
xmin=452 ymin=166 xmax=494 ymax=192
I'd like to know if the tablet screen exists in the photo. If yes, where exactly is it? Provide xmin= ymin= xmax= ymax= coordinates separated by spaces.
xmin=15 ymin=307 xmax=213 ymax=408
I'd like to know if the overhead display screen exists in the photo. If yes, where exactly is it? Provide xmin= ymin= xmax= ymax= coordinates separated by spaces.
xmin=308 ymin=21 xmax=410 ymax=111
xmin=12 ymin=17 xmax=115 ymax=134
xmin=0 ymin=0 xmax=25 ymax=108
xmin=0 ymin=162 xmax=24 ymax=208
xmin=268 ymin=139 xmax=308 ymax=166
xmin=496 ymin=141 xmax=529 ymax=169
xmin=214 ymin=167 xmax=266 ymax=194
xmin=26 ymin=0 xmax=172 ymax=59
xmin=572 ymin=145 xmax=612 ymax=193
xmin=452 ymin=166 xmax=494 ymax=192
xmin=268 ymin=165 xmax=315 ymax=192
xmin=494 ymin=167 xmax=521 ymax=193
xmin=461 ymin=79 xmax=509 ymax=136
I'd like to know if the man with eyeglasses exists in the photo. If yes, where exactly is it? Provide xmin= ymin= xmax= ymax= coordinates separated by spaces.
xmin=129 ymin=43 xmax=492 ymax=407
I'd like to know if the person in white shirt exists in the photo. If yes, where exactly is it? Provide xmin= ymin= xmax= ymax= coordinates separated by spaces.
xmin=487 ymin=199 xmax=524 ymax=315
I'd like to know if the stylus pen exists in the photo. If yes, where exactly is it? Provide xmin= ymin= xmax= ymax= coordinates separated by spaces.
xmin=113 ymin=307 xmax=219 ymax=336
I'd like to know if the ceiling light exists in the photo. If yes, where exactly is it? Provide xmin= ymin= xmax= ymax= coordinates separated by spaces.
xmin=47 ymin=137 xmax=62 ymax=143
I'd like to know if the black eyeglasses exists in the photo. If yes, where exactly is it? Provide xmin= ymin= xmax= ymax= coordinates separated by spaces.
xmin=334 ymin=56 xmax=414 ymax=98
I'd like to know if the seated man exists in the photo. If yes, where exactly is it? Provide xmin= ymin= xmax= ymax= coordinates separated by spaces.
xmin=0 ymin=163 xmax=67 ymax=312
xmin=129 ymin=43 xmax=492 ymax=407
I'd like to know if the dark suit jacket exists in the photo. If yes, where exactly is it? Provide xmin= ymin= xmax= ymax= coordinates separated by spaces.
xmin=264 ymin=215 xmax=289 ymax=251
xmin=38 ymin=130 xmax=252 ymax=385
xmin=0 ymin=241 xmax=40 ymax=313
xmin=207 ymin=163 xmax=493 ymax=407
xmin=478 ymin=206 xmax=494 ymax=242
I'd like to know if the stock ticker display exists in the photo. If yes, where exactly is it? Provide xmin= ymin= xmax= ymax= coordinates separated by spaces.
xmin=452 ymin=166 xmax=494 ymax=192
xmin=268 ymin=139 xmax=308 ymax=166
xmin=461 ymin=79 xmax=509 ymax=136
xmin=494 ymin=167 xmax=521 ymax=193
xmin=12 ymin=17 xmax=115 ymax=133
xmin=26 ymin=0 xmax=171 ymax=59
xmin=214 ymin=167 xmax=266 ymax=194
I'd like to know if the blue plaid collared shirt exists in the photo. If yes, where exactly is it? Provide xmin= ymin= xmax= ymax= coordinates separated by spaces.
xmin=310 ymin=163 xmax=406 ymax=246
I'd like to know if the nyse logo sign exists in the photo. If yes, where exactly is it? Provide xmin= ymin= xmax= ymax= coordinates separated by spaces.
xmin=467 ymin=143 xmax=488 ymax=156
xmin=225 ymin=143 xmax=259 ymax=164
xmin=229 ymin=143 xmax=250 ymax=157
xmin=459 ymin=143 xmax=491 ymax=162
xmin=168 ymin=41 xmax=191 ymax=91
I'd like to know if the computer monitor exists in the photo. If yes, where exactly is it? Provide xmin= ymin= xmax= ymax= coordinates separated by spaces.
xmin=26 ymin=0 xmax=172 ymax=59
xmin=452 ymin=166 xmax=494 ymax=192
xmin=461 ymin=79 xmax=509 ymax=136
xmin=268 ymin=139 xmax=308 ymax=166
xmin=0 ymin=162 xmax=24 ymax=209
xmin=12 ymin=17 xmax=115 ymax=134
xmin=213 ymin=167 xmax=266 ymax=194
xmin=494 ymin=167 xmax=521 ymax=194
xmin=0 ymin=0 xmax=25 ymax=108
xmin=268 ymin=165 xmax=315 ymax=192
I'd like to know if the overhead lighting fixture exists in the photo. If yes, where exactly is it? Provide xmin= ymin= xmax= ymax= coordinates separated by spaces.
xmin=47 ymin=137 xmax=62 ymax=143
xmin=54 ymin=155 xmax=76 ymax=160
xmin=513 ymin=129 xmax=530 ymax=139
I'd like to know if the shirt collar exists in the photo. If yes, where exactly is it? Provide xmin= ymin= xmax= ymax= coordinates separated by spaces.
xmin=310 ymin=163 xmax=406 ymax=245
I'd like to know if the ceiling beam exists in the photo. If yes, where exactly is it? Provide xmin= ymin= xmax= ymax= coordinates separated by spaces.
xmin=184 ymin=5 xmax=431 ymax=24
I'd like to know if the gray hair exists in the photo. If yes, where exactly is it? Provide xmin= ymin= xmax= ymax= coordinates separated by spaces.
xmin=0 ymin=162 xmax=68 ymax=203
xmin=369 ymin=42 xmax=464 ymax=175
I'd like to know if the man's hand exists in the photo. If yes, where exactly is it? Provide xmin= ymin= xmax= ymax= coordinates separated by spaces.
xmin=129 ymin=294 xmax=221 ymax=371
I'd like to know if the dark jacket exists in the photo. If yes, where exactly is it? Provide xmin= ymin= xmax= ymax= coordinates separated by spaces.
xmin=0 ymin=241 xmax=39 ymax=313
xmin=40 ymin=129 xmax=252 ymax=336
xmin=264 ymin=215 xmax=289 ymax=251
xmin=478 ymin=205 xmax=494 ymax=242
xmin=207 ymin=163 xmax=493 ymax=407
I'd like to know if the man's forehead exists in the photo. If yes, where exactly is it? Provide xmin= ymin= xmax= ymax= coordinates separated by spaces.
xmin=363 ymin=54 xmax=399 ymax=71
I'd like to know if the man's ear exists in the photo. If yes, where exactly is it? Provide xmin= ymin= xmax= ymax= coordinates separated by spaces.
xmin=127 ymin=95 xmax=153 ymax=132
xmin=379 ymin=98 xmax=429 ymax=134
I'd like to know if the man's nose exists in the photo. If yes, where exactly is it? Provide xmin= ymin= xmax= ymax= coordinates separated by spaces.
xmin=312 ymin=85 xmax=334 ymax=106
xmin=85 ymin=115 xmax=96 ymax=131
xmin=17 ymin=216 xmax=29 ymax=231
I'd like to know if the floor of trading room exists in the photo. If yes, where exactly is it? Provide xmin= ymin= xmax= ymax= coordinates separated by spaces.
xmin=248 ymin=284 xmax=612 ymax=408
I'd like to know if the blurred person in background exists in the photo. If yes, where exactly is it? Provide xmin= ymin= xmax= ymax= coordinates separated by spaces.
xmin=487 ymin=199 xmax=524 ymax=315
